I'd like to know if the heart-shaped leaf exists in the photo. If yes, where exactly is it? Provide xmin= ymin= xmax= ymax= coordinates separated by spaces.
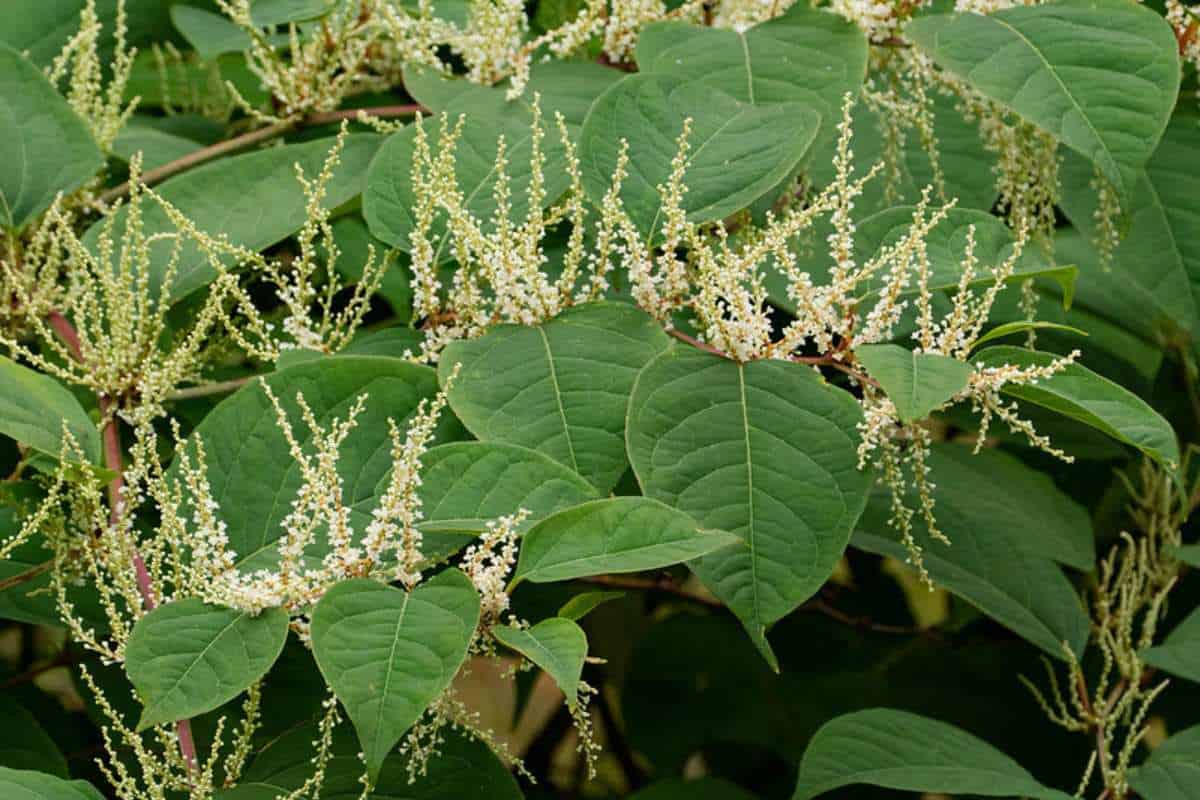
xmin=855 ymin=344 xmax=973 ymax=423
xmin=309 ymin=569 xmax=480 ymax=782
xmin=493 ymin=617 xmax=587 ymax=707
xmin=125 ymin=599 xmax=289 ymax=730
xmin=627 ymin=346 xmax=871 ymax=670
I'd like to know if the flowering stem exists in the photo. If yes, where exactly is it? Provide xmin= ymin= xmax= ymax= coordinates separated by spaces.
xmin=46 ymin=310 xmax=198 ymax=774
xmin=97 ymin=103 xmax=426 ymax=204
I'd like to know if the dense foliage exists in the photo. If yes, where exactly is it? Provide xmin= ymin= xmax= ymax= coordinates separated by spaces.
xmin=1 ymin=0 xmax=1199 ymax=798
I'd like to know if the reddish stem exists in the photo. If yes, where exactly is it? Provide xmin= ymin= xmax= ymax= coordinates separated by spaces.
xmin=47 ymin=310 xmax=194 ymax=773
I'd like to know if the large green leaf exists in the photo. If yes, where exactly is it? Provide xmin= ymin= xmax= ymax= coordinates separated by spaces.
xmin=411 ymin=441 xmax=599 ymax=561
xmin=229 ymin=723 xmax=522 ymax=800
xmin=514 ymin=497 xmax=740 ymax=584
xmin=493 ymin=617 xmax=586 ymax=707
xmin=0 ymin=0 xmax=177 ymax=67
xmin=0 ymin=697 xmax=67 ymax=776
xmin=0 ymin=45 xmax=103 ymax=231
xmin=1142 ymin=606 xmax=1200 ymax=684
xmin=1129 ymin=724 xmax=1200 ymax=800
xmin=906 ymin=0 xmax=1179 ymax=199
xmin=440 ymin=302 xmax=670 ymax=493
xmin=309 ymin=569 xmax=480 ymax=783
xmin=626 ymin=346 xmax=870 ymax=670
xmin=0 ymin=356 xmax=100 ymax=465
xmin=578 ymin=75 xmax=819 ymax=238
xmin=793 ymin=709 xmax=1073 ymax=800
xmin=0 ymin=768 xmax=106 ymax=800
xmin=124 ymin=599 xmax=289 ymax=729
xmin=973 ymin=345 xmax=1179 ymax=467
xmin=85 ymin=134 xmax=381 ymax=302
xmin=111 ymin=118 xmax=209 ymax=172
xmin=855 ymin=344 xmax=973 ymax=423
xmin=173 ymin=356 xmax=459 ymax=576
xmin=853 ymin=444 xmax=1092 ymax=658
xmin=635 ymin=3 xmax=867 ymax=144
xmin=1059 ymin=107 xmax=1200 ymax=343
xmin=363 ymin=107 xmax=569 ymax=256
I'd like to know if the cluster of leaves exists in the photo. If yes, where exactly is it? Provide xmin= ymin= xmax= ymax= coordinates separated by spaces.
xmin=1 ymin=1 xmax=1200 ymax=800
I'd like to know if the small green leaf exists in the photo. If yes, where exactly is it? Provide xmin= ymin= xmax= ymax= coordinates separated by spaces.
xmin=557 ymin=591 xmax=624 ymax=621
xmin=0 ymin=355 xmax=101 ymax=465
xmin=310 ymin=570 xmax=480 ymax=783
xmin=907 ymin=0 xmax=1179 ymax=199
xmin=0 ymin=45 xmax=103 ymax=231
xmin=170 ymin=6 xmax=253 ymax=60
xmin=0 ymin=767 xmax=106 ymax=800
xmin=1176 ymin=544 xmax=1200 ymax=568
xmin=493 ymin=618 xmax=587 ymax=707
xmin=855 ymin=344 xmax=973 ymax=423
xmin=1142 ymin=606 xmax=1200 ymax=684
xmin=973 ymin=345 xmax=1179 ymax=467
xmin=1128 ymin=724 xmax=1200 ymax=800
xmin=441 ymin=303 xmax=670 ymax=493
xmin=793 ymin=709 xmax=1073 ymax=800
xmin=579 ymin=75 xmax=819 ymax=239
xmin=627 ymin=346 xmax=870 ymax=670
xmin=0 ymin=697 xmax=68 ymax=776
xmin=972 ymin=321 xmax=1088 ymax=350
xmin=125 ymin=599 xmax=289 ymax=730
xmin=514 ymin=497 xmax=740 ymax=584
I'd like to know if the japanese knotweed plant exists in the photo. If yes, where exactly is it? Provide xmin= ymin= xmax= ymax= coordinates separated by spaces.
xmin=0 ymin=1 xmax=1198 ymax=800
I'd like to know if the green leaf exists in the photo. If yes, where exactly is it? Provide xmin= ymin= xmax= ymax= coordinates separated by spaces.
xmin=1059 ymin=107 xmax=1200 ymax=343
xmin=972 ymin=321 xmax=1087 ymax=350
xmin=557 ymin=590 xmax=623 ymax=621
xmin=853 ymin=444 xmax=1093 ymax=658
xmin=0 ymin=356 xmax=101 ymax=465
xmin=515 ymin=497 xmax=740 ymax=584
xmin=1176 ymin=544 xmax=1200 ymax=569
xmin=0 ymin=509 xmax=105 ymax=629
xmin=441 ymin=302 xmax=670 ymax=493
xmin=635 ymin=3 xmax=867 ymax=145
xmin=343 ymin=326 xmax=425 ymax=358
xmin=579 ymin=75 xmax=819 ymax=238
xmin=0 ymin=697 xmax=68 ymax=776
xmin=85 ymin=134 xmax=382 ymax=302
xmin=1 ymin=0 xmax=177 ymax=67
xmin=855 ymin=344 xmax=973 ymax=423
xmin=171 ymin=6 xmax=253 ymax=60
xmin=626 ymin=347 xmax=871 ymax=670
xmin=172 ymin=356 xmax=459 ymax=576
xmin=411 ymin=441 xmax=600 ymax=562
xmin=0 ymin=45 xmax=103 ymax=231
xmin=973 ymin=345 xmax=1179 ymax=467
xmin=364 ymin=108 xmax=568 ymax=256
xmin=125 ymin=599 xmax=289 ymax=730
xmin=906 ymin=0 xmax=1179 ymax=199
xmin=231 ymin=723 xmax=522 ymax=800
xmin=793 ymin=709 xmax=1073 ymax=800
xmin=1129 ymin=724 xmax=1200 ymax=800
xmin=0 ymin=768 xmax=106 ymax=800
xmin=310 ymin=569 xmax=480 ymax=783
xmin=493 ymin=618 xmax=586 ymax=707
xmin=1142 ymin=606 xmax=1200 ymax=684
